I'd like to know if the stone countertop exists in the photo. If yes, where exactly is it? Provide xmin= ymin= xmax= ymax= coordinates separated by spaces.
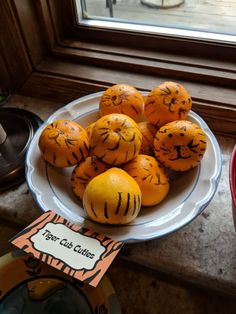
xmin=119 ymin=137 xmax=236 ymax=296
xmin=1 ymin=94 xmax=236 ymax=296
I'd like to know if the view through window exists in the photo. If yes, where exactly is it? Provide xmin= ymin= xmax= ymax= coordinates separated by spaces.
xmin=76 ymin=0 xmax=236 ymax=42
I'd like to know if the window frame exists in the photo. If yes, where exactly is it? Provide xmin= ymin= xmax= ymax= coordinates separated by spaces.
xmin=1 ymin=0 xmax=235 ymax=138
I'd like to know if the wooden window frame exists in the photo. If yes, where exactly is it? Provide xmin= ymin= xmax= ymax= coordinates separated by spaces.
xmin=0 ymin=0 xmax=235 ymax=137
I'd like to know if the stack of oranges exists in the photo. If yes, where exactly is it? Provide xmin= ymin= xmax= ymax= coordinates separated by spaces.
xmin=38 ymin=82 xmax=207 ymax=225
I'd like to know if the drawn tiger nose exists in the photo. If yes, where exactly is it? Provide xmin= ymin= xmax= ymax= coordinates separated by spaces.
xmin=174 ymin=145 xmax=181 ymax=157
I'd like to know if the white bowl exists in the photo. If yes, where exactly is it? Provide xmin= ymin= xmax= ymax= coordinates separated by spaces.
xmin=26 ymin=92 xmax=222 ymax=243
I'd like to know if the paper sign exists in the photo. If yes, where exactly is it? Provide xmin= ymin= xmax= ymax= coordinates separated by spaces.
xmin=11 ymin=211 xmax=123 ymax=287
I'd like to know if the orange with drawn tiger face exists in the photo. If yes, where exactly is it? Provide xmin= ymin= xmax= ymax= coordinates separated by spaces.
xmin=144 ymin=81 xmax=192 ymax=128
xmin=123 ymin=154 xmax=170 ymax=206
xmin=153 ymin=120 xmax=207 ymax=171
xmin=39 ymin=120 xmax=89 ymax=168
xmin=90 ymin=113 xmax=142 ymax=166
xmin=99 ymin=84 xmax=143 ymax=122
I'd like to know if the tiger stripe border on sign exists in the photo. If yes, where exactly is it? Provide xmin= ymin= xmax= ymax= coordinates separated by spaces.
xmin=10 ymin=211 xmax=123 ymax=287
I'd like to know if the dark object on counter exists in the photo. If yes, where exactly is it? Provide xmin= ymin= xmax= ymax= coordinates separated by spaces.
xmin=0 ymin=278 xmax=93 ymax=314
xmin=0 ymin=251 xmax=121 ymax=313
xmin=0 ymin=108 xmax=43 ymax=191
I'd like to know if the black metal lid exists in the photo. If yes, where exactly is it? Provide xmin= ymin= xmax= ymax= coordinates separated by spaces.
xmin=0 ymin=108 xmax=43 ymax=191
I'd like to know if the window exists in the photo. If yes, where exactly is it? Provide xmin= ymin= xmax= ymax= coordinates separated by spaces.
xmin=1 ymin=0 xmax=235 ymax=138
xmin=75 ymin=0 xmax=236 ymax=43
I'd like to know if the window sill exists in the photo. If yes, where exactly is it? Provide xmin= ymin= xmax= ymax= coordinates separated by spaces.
xmin=19 ymin=56 xmax=236 ymax=138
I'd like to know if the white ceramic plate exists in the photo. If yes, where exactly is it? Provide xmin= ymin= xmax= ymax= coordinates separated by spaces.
xmin=26 ymin=92 xmax=222 ymax=243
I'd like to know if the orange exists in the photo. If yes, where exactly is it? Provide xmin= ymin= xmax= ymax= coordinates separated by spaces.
xmin=83 ymin=168 xmax=142 ymax=224
xmin=90 ymin=113 xmax=142 ymax=165
xmin=38 ymin=120 xmax=89 ymax=168
xmin=123 ymin=154 xmax=169 ymax=206
xmin=153 ymin=120 xmax=207 ymax=171
xmin=99 ymin=84 xmax=143 ymax=122
xmin=144 ymin=81 xmax=192 ymax=127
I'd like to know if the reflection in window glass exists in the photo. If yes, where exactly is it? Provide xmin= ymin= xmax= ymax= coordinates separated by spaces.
xmin=76 ymin=0 xmax=236 ymax=40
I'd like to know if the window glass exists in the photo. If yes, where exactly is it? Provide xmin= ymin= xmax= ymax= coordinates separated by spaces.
xmin=75 ymin=0 xmax=236 ymax=42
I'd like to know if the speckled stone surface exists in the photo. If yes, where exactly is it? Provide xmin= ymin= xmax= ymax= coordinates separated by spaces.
xmin=108 ymin=262 xmax=236 ymax=314
xmin=119 ymin=138 xmax=236 ymax=295
xmin=0 ymin=220 xmax=22 ymax=256
xmin=0 ymin=94 xmax=235 ymax=299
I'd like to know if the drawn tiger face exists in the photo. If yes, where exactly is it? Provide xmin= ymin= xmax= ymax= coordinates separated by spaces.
xmin=99 ymin=84 xmax=143 ymax=122
xmin=90 ymin=113 xmax=142 ymax=166
xmin=144 ymin=82 xmax=192 ymax=127
xmin=38 ymin=120 xmax=89 ymax=168
xmin=154 ymin=120 xmax=207 ymax=171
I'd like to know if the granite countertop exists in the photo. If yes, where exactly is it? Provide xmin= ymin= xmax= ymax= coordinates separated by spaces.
xmin=1 ymin=94 xmax=236 ymax=297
